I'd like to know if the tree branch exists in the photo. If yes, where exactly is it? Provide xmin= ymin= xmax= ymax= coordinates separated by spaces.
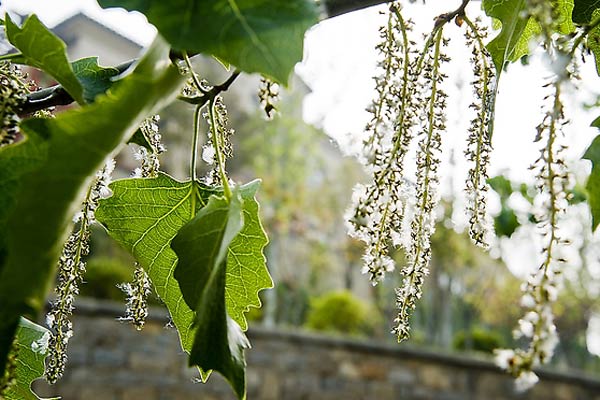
xmin=434 ymin=0 xmax=471 ymax=27
xmin=323 ymin=0 xmax=479 ymax=18
xmin=177 ymin=70 xmax=241 ymax=107
xmin=323 ymin=0 xmax=394 ymax=18
xmin=18 ymin=59 xmax=134 ymax=116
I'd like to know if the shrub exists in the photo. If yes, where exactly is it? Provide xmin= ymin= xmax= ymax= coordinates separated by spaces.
xmin=305 ymin=290 xmax=379 ymax=336
xmin=79 ymin=257 xmax=134 ymax=302
xmin=452 ymin=327 xmax=504 ymax=354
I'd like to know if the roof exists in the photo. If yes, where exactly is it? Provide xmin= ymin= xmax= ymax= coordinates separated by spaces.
xmin=52 ymin=12 xmax=143 ymax=51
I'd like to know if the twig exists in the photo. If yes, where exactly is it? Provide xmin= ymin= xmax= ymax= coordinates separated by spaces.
xmin=177 ymin=70 xmax=241 ymax=107
xmin=435 ymin=0 xmax=471 ymax=27
xmin=18 ymin=59 xmax=134 ymax=116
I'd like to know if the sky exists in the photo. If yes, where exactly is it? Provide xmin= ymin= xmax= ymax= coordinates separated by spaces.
xmin=4 ymin=0 xmax=600 ymax=355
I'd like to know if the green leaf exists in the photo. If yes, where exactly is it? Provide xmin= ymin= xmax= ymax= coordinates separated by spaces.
xmin=555 ymin=0 xmax=576 ymax=34
xmin=0 ymin=133 xmax=48 ymax=372
xmin=573 ymin=0 xmax=600 ymax=23
xmin=0 ymin=36 xmax=185 ymax=375
xmin=493 ymin=206 xmax=521 ymax=238
xmin=583 ymin=134 xmax=600 ymax=231
xmin=484 ymin=0 xmax=574 ymax=72
xmin=483 ymin=0 xmax=533 ymax=73
xmin=225 ymin=181 xmax=272 ymax=330
xmin=71 ymin=57 xmax=122 ymax=103
xmin=172 ymin=193 xmax=247 ymax=399
xmin=127 ymin=128 xmax=152 ymax=150
xmin=488 ymin=175 xmax=514 ymax=200
xmin=95 ymin=175 xmax=271 ymax=386
xmin=97 ymin=174 xmax=206 ymax=350
xmin=0 ymin=132 xmax=48 ymax=261
xmin=5 ymin=14 xmax=85 ymax=104
xmin=510 ymin=18 xmax=542 ymax=66
xmin=586 ymin=9 xmax=600 ymax=75
xmin=3 ymin=318 xmax=58 ymax=400
xmin=97 ymin=0 xmax=319 ymax=84
xmin=173 ymin=193 xmax=244 ymax=309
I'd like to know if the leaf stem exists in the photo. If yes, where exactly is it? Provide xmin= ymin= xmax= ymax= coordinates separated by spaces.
xmin=0 ymin=53 xmax=22 ymax=61
xmin=191 ymin=105 xmax=202 ymax=181
xmin=183 ymin=52 xmax=204 ymax=93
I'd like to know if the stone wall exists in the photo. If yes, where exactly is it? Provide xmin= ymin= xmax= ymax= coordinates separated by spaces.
xmin=34 ymin=299 xmax=600 ymax=400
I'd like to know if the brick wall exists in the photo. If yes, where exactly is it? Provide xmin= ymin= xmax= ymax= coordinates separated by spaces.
xmin=33 ymin=299 xmax=600 ymax=400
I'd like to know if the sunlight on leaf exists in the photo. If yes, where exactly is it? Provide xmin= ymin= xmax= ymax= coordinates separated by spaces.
xmin=3 ymin=318 xmax=58 ymax=400
xmin=96 ymin=174 xmax=271 ymax=348
xmin=483 ymin=0 xmax=533 ymax=73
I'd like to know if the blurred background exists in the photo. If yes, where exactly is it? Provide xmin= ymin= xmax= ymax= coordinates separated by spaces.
xmin=4 ymin=1 xmax=600 ymax=398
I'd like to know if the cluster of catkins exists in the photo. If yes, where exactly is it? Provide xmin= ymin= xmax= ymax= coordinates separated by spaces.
xmin=493 ymin=0 xmax=574 ymax=390
xmin=0 ymin=61 xmax=29 ymax=147
xmin=46 ymin=114 xmax=163 ymax=383
xmin=347 ymin=3 xmax=495 ymax=342
xmin=46 ymin=159 xmax=115 ymax=383
xmin=202 ymin=95 xmax=234 ymax=185
xmin=348 ymin=0 xmax=580 ymax=392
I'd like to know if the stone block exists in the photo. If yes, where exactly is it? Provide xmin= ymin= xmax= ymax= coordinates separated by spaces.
xmin=388 ymin=365 xmax=417 ymax=385
xmin=66 ymin=344 xmax=89 ymax=366
xmin=160 ymin=389 xmax=220 ymax=400
xmin=33 ymin=305 xmax=600 ymax=400
xmin=339 ymin=360 xmax=360 ymax=379
xmin=79 ymin=384 xmax=120 ymax=399
xmin=122 ymin=387 xmax=159 ymax=400
xmin=258 ymin=370 xmax=281 ymax=400
xmin=92 ymin=347 xmax=127 ymax=366
xmin=129 ymin=349 xmax=178 ymax=373
xmin=475 ymin=371 xmax=515 ymax=398
xmin=358 ymin=360 xmax=388 ymax=381
xmin=418 ymin=365 xmax=454 ymax=391
xmin=530 ymin=382 xmax=577 ymax=400
xmin=367 ymin=381 xmax=395 ymax=398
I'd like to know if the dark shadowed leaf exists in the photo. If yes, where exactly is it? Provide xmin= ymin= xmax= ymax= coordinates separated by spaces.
xmin=573 ymin=0 xmax=600 ymax=23
xmin=97 ymin=0 xmax=319 ymax=84
xmin=71 ymin=57 xmax=122 ymax=103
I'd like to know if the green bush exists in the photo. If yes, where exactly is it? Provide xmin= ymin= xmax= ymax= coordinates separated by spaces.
xmin=80 ymin=257 xmax=134 ymax=302
xmin=452 ymin=327 xmax=504 ymax=354
xmin=81 ymin=258 xmax=163 ymax=305
xmin=305 ymin=290 xmax=379 ymax=336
